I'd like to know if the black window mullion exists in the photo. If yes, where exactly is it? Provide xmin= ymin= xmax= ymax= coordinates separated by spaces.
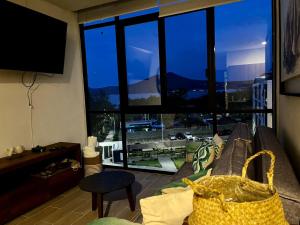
xmin=116 ymin=16 xmax=129 ymax=168
xmin=206 ymin=8 xmax=217 ymax=134
xmin=79 ymin=24 xmax=92 ymax=136
xmin=83 ymin=21 xmax=116 ymax=30
xmin=120 ymin=13 xmax=158 ymax=26
xmin=271 ymin=0 xmax=276 ymax=130
xmin=158 ymin=17 xmax=167 ymax=110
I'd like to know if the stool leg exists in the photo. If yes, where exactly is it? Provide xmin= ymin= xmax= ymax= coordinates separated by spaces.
xmin=92 ymin=193 xmax=97 ymax=211
xmin=126 ymin=184 xmax=135 ymax=211
xmin=98 ymin=193 xmax=103 ymax=218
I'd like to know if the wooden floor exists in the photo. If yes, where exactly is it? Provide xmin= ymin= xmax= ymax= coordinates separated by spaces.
xmin=6 ymin=166 xmax=192 ymax=225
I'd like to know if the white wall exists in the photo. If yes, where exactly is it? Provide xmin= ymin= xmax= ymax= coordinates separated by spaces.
xmin=276 ymin=0 xmax=300 ymax=178
xmin=0 ymin=0 xmax=87 ymax=157
xmin=278 ymin=96 xmax=300 ymax=176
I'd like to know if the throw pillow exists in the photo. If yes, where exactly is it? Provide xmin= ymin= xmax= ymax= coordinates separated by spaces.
xmin=192 ymin=140 xmax=215 ymax=174
xmin=158 ymin=169 xmax=209 ymax=194
xmin=161 ymin=168 xmax=212 ymax=194
xmin=213 ymin=134 xmax=225 ymax=159
xmin=140 ymin=189 xmax=194 ymax=225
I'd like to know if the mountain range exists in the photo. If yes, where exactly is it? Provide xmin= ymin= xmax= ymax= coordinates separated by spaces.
xmin=89 ymin=72 xmax=253 ymax=95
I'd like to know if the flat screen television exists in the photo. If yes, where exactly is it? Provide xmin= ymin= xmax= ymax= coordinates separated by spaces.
xmin=0 ymin=1 xmax=67 ymax=74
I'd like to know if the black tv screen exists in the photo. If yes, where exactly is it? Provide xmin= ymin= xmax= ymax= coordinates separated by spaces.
xmin=0 ymin=1 xmax=67 ymax=74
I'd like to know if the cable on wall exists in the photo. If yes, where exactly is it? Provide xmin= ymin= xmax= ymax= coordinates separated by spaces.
xmin=21 ymin=72 xmax=40 ymax=148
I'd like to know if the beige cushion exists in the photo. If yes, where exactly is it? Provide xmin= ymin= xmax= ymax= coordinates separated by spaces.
xmin=213 ymin=134 xmax=224 ymax=159
xmin=140 ymin=189 xmax=193 ymax=225
xmin=161 ymin=186 xmax=187 ymax=194
xmin=161 ymin=168 xmax=212 ymax=195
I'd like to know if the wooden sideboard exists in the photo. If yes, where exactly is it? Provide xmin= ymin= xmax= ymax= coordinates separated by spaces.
xmin=0 ymin=142 xmax=83 ymax=224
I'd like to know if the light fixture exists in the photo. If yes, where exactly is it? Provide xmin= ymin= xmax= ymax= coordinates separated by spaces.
xmin=261 ymin=41 xmax=267 ymax=45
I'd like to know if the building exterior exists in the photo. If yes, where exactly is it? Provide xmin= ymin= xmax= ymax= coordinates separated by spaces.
xmin=252 ymin=74 xmax=272 ymax=133
xmin=98 ymin=141 xmax=123 ymax=165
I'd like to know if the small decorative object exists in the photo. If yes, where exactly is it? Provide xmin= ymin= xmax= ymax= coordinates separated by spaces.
xmin=184 ymin=150 xmax=288 ymax=225
xmin=83 ymin=142 xmax=101 ymax=177
xmin=280 ymin=0 xmax=300 ymax=95
xmin=5 ymin=147 xmax=14 ymax=157
xmin=15 ymin=145 xmax=25 ymax=154
xmin=70 ymin=159 xmax=81 ymax=171
xmin=4 ymin=146 xmax=25 ymax=159
xmin=31 ymin=145 xmax=46 ymax=153
xmin=87 ymin=136 xmax=97 ymax=148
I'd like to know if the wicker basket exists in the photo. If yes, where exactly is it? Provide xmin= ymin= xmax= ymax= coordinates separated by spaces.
xmin=84 ymin=155 xmax=102 ymax=177
xmin=183 ymin=150 xmax=289 ymax=225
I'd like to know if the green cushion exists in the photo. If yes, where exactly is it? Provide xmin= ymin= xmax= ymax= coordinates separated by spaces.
xmin=192 ymin=140 xmax=217 ymax=173
xmin=87 ymin=217 xmax=140 ymax=225
xmin=156 ymin=169 xmax=208 ymax=194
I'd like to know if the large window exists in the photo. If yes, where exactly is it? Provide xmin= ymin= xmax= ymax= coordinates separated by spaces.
xmin=84 ymin=26 xmax=120 ymax=111
xmin=84 ymin=25 xmax=123 ymax=167
xmin=82 ymin=0 xmax=273 ymax=172
xmin=125 ymin=21 xmax=161 ymax=106
xmin=165 ymin=11 xmax=208 ymax=107
xmin=215 ymin=0 xmax=273 ymax=111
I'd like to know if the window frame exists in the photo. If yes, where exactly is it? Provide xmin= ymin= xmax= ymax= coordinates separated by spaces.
xmin=80 ymin=2 xmax=276 ymax=173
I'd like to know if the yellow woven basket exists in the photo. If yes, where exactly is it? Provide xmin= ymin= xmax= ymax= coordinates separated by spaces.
xmin=183 ymin=150 xmax=289 ymax=225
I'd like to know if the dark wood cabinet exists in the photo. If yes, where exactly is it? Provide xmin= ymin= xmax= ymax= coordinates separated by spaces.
xmin=0 ymin=142 xmax=83 ymax=224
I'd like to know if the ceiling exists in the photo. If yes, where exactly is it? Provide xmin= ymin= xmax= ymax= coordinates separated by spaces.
xmin=45 ymin=0 xmax=119 ymax=12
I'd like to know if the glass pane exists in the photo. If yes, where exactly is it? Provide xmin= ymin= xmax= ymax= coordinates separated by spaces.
xmin=120 ymin=8 xmax=158 ymax=19
xmin=253 ymin=112 xmax=273 ymax=130
xmin=126 ymin=113 xmax=213 ymax=172
xmin=84 ymin=26 xmax=120 ymax=111
xmin=84 ymin=17 xmax=114 ymax=27
xmin=215 ymin=0 xmax=273 ymax=110
xmin=88 ymin=113 xmax=123 ymax=166
xmin=165 ymin=11 xmax=208 ymax=107
xmin=217 ymin=113 xmax=256 ymax=139
xmin=125 ymin=21 xmax=161 ymax=106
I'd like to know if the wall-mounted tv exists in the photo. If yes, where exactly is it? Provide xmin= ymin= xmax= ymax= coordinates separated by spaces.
xmin=0 ymin=1 xmax=67 ymax=74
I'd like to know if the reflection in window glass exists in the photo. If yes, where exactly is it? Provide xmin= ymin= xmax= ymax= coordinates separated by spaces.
xmin=85 ymin=26 xmax=120 ymax=111
xmin=126 ymin=113 xmax=213 ymax=172
xmin=88 ymin=113 xmax=123 ymax=166
xmin=216 ymin=113 xmax=271 ymax=138
xmin=215 ymin=0 xmax=272 ymax=110
xmin=125 ymin=21 xmax=161 ymax=106
xmin=165 ymin=11 xmax=208 ymax=107
xmin=216 ymin=113 xmax=252 ymax=138
xmin=253 ymin=112 xmax=273 ymax=131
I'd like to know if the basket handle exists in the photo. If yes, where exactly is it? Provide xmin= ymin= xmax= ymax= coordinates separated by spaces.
xmin=183 ymin=178 xmax=221 ymax=195
xmin=242 ymin=150 xmax=275 ymax=191
xmin=183 ymin=178 xmax=229 ymax=211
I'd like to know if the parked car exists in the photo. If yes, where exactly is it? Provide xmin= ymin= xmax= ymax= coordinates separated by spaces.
xmin=176 ymin=132 xmax=185 ymax=140
xmin=192 ymin=136 xmax=205 ymax=141
xmin=205 ymin=136 xmax=213 ymax=141
xmin=169 ymin=134 xmax=176 ymax=140
xmin=184 ymin=132 xmax=193 ymax=140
